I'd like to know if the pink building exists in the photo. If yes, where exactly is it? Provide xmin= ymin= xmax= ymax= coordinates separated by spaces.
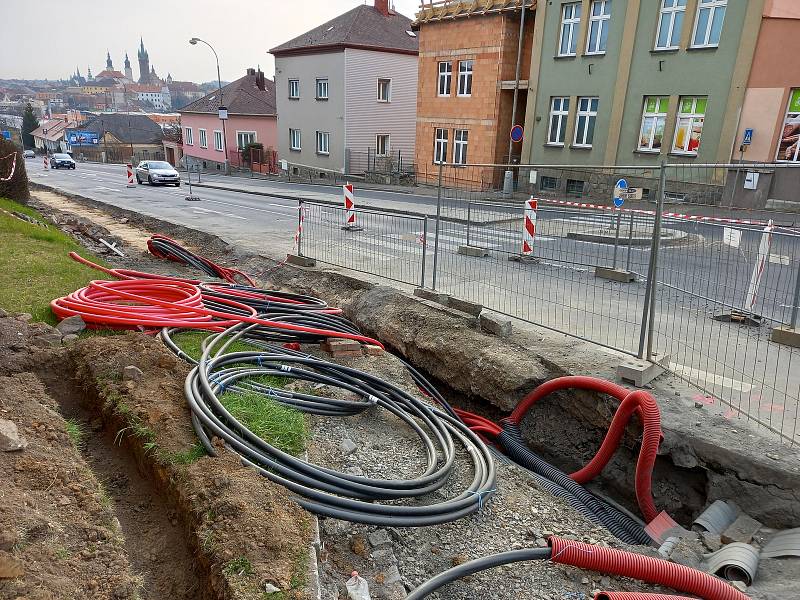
xmin=179 ymin=68 xmax=277 ymax=172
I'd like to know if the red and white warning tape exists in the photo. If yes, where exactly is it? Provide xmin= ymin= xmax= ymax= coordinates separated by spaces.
xmin=0 ymin=152 xmax=18 ymax=182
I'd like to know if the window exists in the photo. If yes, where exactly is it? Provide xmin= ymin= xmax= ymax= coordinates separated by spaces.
xmin=692 ymin=0 xmax=726 ymax=48
xmin=457 ymin=60 xmax=473 ymax=97
xmin=566 ymin=179 xmax=585 ymax=196
xmin=573 ymin=97 xmax=599 ymax=147
xmin=198 ymin=128 xmax=207 ymax=149
xmin=776 ymin=89 xmax=800 ymax=163
xmin=236 ymin=131 xmax=256 ymax=148
xmin=289 ymin=128 xmax=301 ymax=151
xmin=655 ymin=0 xmax=686 ymax=50
xmin=453 ymin=129 xmax=469 ymax=164
xmin=540 ymin=176 xmax=558 ymax=191
xmin=288 ymin=79 xmax=300 ymax=99
xmin=376 ymin=134 xmax=390 ymax=157
xmin=547 ymin=97 xmax=570 ymax=145
xmin=672 ymin=96 xmax=706 ymax=155
xmin=316 ymin=78 xmax=329 ymax=100
xmin=438 ymin=61 xmax=452 ymax=96
xmin=315 ymin=131 xmax=330 ymax=155
xmin=638 ymin=96 xmax=669 ymax=152
xmin=213 ymin=130 xmax=223 ymax=151
xmin=377 ymin=78 xmax=391 ymax=102
xmin=184 ymin=127 xmax=193 ymax=145
xmin=586 ymin=0 xmax=611 ymax=55
xmin=559 ymin=3 xmax=582 ymax=56
xmin=434 ymin=128 xmax=449 ymax=164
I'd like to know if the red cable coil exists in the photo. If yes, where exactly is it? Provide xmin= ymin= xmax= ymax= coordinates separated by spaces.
xmin=549 ymin=537 xmax=748 ymax=600
xmin=595 ymin=593 xmax=700 ymax=600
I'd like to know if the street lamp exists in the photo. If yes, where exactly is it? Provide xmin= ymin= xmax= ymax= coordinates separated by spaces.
xmin=189 ymin=37 xmax=229 ymax=172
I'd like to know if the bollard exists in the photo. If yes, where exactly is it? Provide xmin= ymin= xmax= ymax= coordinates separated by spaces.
xmin=508 ymin=197 xmax=539 ymax=263
xmin=43 ymin=155 xmax=49 ymax=170
xmin=126 ymin=163 xmax=135 ymax=188
xmin=341 ymin=183 xmax=363 ymax=231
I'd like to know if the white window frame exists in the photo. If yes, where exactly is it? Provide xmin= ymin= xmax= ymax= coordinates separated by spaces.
xmin=655 ymin=0 xmax=686 ymax=50
xmin=586 ymin=0 xmax=612 ymax=55
xmin=213 ymin=130 xmax=223 ymax=152
xmin=671 ymin=96 xmax=706 ymax=155
xmin=236 ymin=131 xmax=256 ymax=149
xmin=453 ymin=129 xmax=469 ymax=165
xmin=289 ymin=128 xmax=301 ymax=151
xmin=573 ymin=97 xmax=599 ymax=148
xmin=198 ymin=128 xmax=207 ymax=149
xmin=558 ymin=2 xmax=582 ymax=57
xmin=637 ymin=96 xmax=669 ymax=152
xmin=434 ymin=128 xmax=449 ymax=164
xmin=288 ymin=79 xmax=300 ymax=99
xmin=376 ymin=134 xmax=390 ymax=157
xmin=315 ymin=131 xmax=330 ymax=155
xmin=457 ymin=60 xmax=473 ymax=97
xmin=184 ymin=127 xmax=193 ymax=146
xmin=547 ymin=96 xmax=570 ymax=146
xmin=437 ymin=61 xmax=452 ymax=97
xmin=377 ymin=78 xmax=391 ymax=102
xmin=691 ymin=0 xmax=726 ymax=48
xmin=316 ymin=78 xmax=329 ymax=100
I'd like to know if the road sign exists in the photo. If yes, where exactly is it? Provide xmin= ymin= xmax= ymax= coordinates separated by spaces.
xmin=218 ymin=106 xmax=228 ymax=120
xmin=742 ymin=128 xmax=754 ymax=146
xmin=613 ymin=178 xmax=628 ymax=207
xmin=510 ymin=125 xmax=524 ymax=143
xmin=1 ymin=131 xmax=10 ymax=140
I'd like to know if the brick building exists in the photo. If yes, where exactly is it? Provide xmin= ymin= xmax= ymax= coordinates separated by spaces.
xmin=412 ymin=0 xmax=535 ymax=185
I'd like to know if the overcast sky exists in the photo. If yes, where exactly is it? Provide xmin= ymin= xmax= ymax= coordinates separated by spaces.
xmin=0 ymin=0 xmax=421 ymax=82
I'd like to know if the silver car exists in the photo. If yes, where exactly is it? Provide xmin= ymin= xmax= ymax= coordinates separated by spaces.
xmin=135 ymin=160 xmax=180 ymax=186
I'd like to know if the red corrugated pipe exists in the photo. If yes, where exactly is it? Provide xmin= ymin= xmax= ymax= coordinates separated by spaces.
xmin=595 ymin=593 xmax=700 ymax=600
xmin=550 ymin=536 xmax=748 ymax=600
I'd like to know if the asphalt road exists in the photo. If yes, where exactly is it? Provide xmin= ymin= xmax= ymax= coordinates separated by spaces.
xmin=26 ymin=160 xmax=800 ymax=442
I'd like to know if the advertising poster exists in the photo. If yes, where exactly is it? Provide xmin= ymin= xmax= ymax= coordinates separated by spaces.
xmin=777 ymin=89 xmax=800 ymax=163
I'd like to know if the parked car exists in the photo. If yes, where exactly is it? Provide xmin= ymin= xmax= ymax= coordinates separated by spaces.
xmin=23 ymin=150 xmax=35 ymax=159
xmin=50 ymin=153 xmax=76 ymax=169
xmin=135 ymin=161 xmax=180 ymax=186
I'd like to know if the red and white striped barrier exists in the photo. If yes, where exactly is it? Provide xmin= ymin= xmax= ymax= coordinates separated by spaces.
xmin=535 ymin=197 xmax=770 ymax=226
xmin=0 ymin=152 xmax=18 ymax=182
xmin=126 ymin=163 xmax=135 ymax=188
xmin=342 ymin=183 xmax=363 ymax=231
xmin=522 ymin=198 xmax=537 ymax=256
xmin=43 ymin=155 xmax=49 ymax=170
xmin=744 ymin=220 xmax=774 ymax=311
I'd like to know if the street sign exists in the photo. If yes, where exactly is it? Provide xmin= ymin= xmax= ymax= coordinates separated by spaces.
xmin=510 ymin=124 xmax=524 ymax=143
xmin=0 ymin=130 xmax=10 ymax=140
xmin=613 ymin=178 xmax=628 ymax=207
xmin=742 ymin=128 xmax=754 ymax=146
xmin=218 ymin=106 xmax=228 ymax=120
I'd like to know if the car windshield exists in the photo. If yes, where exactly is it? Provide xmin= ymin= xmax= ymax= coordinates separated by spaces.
xmin=53 ymin=154 xmax=71 ymax=159
xmin=148 ymin=162 xmax=173 ymax=170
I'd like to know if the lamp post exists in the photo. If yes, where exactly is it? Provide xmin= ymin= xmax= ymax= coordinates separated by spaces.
xmin=189 ymin=37 xmax=228 ymax=173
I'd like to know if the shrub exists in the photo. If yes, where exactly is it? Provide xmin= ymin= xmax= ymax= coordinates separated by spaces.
xmin=0 ymin=138 xmax=30 ymax=202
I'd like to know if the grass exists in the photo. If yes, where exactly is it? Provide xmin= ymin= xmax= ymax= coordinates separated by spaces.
xmin=0 ymin=197 xmax=111 ymax=324
xmin=171 ymin=330 xmax=265 ymax=362
xmin=165 ymin=443 xmax=207 ymax=465
xmin=64 ymin=418 xmax=85 ymax=449
xmin=220 ymin=389 xmax=308 ymax=456
xmin=223 ymin=556 xmax=254 ymax=578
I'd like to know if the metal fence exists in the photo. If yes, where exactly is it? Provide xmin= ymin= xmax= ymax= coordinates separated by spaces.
xmin=298 ymin=161 xmax=800 ymax=444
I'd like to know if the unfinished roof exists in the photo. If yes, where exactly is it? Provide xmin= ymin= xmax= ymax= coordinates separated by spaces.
xmin=270 ymin=5 xmax=419 ymax=57
xmin=413 ymin=0 xmax=535 ymax=26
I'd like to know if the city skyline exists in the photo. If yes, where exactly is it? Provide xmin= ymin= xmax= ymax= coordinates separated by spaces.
xmin=0 ymin=0 xmax=420 ymax=82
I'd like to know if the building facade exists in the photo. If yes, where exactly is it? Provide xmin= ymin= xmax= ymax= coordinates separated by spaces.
xmin=179 ymin=69 xmax=277 ymax=171
xmin=270 ymin=0 xmax=419 ymax=177
xmin=413 ymin=1 xmax=535 ymax=184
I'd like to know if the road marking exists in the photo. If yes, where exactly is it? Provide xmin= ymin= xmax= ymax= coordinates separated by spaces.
xmin=224 ymin=213 xmax=248 ymax=220
xmin=671 ymin=363 xmax=754 ymax=393
xmin=768 ymin=254 xmax=790 ymax=265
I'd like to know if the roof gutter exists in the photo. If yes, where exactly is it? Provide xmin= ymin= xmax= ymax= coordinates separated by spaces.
xmin=270 ymin=42 xmax=418 ymax=57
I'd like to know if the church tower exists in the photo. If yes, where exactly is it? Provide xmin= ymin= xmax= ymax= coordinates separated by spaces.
xmin=138 ymin=38 xmax=151 ymax=84
xmin=106 ymin=50 xmax=113 ymax=70
xmin=124 ymin=53 xmax=133 ymax=81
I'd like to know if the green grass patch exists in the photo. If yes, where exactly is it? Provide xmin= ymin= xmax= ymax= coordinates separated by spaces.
xmin=64 ymin=419 xmax=85 ymax=449
xmin=165 ymin=443 xmax=207 ymax=465
xmin=171 ymin=330 xmax=266 ymax=362
xmin=0 ymin=197 xmax=111 ymax=324
xmin=220 ymin=389 xmax=308 ymax=456
xmin=223 ymin=556 xmax=254 ymax=577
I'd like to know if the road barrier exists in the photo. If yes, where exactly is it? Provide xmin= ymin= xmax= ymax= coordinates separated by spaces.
xmin=126 ymin=163 xmax=135 ymax=188
xmin=43 ymin=155 xmax=48 ymax=170
xmin=521 ymin=198 xmax=537 ymax=256
xmin=341 ymin=183 xmax=363 ymax=231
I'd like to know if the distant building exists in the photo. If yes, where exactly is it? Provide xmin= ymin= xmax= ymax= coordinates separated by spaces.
xmin=124 ymin=53 xmax=133 ymax=81
xmin=67 ymin=112 xmax=165 ymax=163
xmin=179 ymin=68 xmax=276 ymax=171
xmin=30 ymin=118 xmax=78 ymax=153
xmin=138 ymin=38 xmax=154 ymax=84
xmin=270 ymin=0 xmax=419 ymax=175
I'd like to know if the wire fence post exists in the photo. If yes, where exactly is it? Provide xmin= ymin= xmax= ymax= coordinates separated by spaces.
xmin=791 ymin=258 xmax=800 ymax=330
xmin=421 ymin=216 xmax=428 ymax=288
xmin=646 ymin=161 xmax=668 ymax=362
xmin=638 ymin=161 xmax=667 ymax=359
xmin=466 ymin=202 xmax=472 ymax=248
xmin=297 ymin=200 xmax=304 ymax=257
xmin=625 ymin=211 xmax=635 ymax=272
xmin=432 ymin=161 xmax=444 ymax=290
xmin=612 ymin=208 xmax=622 ymax=269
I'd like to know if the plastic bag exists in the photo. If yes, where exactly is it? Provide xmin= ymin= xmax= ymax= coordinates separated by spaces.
xmin=346 ymin=571 xmax=371 ymax=600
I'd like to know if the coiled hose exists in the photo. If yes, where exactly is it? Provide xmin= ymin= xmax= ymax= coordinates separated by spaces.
xmin=147 ymin=234 xmax=255 ymax=285
xmin=185 ymin=323 xmax=497 ymax=526
xmin=595 ymin=594 xmax=700 ymax=600
xmin=405 ymin=537 xmax=748 ymax=600
xmin=199 ymin=282 xmax=334 ymax=314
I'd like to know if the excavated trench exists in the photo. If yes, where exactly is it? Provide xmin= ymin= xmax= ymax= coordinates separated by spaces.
xmin=36 ymin=358 xmax=214 ymax=600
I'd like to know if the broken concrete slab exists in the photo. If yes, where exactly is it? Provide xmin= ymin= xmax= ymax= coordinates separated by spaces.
xmin=286 ymin=254 xmax=316 ymax=267
xmin=479 ymin=312 xmax=512 ymax=338
xmin=447 ymin=296 xmax=483 ymax=317
xmin=721 ymin=514 xmax=763 ymax=545
xmin=413 ymin=287 xmax=450 ymax=305
xmin=457 ymin=245 xmax=490 ymax=257
xmin=595 ymin=266 xmax=636 ymax=283
xmin=0 ymin=419 xmax=27 ymax=452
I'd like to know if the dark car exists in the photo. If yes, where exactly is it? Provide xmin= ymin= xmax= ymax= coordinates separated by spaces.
xmin=50 ymin=153 xmax=76 ymax=169
xmin=135 ymin=160 xmax=180 ymax=186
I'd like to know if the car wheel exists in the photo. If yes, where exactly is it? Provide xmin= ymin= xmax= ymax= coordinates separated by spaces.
xmin=71 ymin=165 xmax=76 ymax=169
xmin=136 ymin=175 xmax=142 ymax=184
xmin=174 ymin=182 xmax=180 ymax=187
xmin=148 ymin=175 xmax=154 ymax=185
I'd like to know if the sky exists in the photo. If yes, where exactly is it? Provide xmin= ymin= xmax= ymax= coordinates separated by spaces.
xmin=0 ymin=0 xmax=421 ymax=82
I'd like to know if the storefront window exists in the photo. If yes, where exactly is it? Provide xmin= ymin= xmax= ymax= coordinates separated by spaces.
xmin=777 ymin=89 xmax=800 ymax=163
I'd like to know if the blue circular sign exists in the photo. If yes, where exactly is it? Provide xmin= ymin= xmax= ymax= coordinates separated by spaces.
xmin=510 ymin=125 xmax=524 ymax=143
xmin=614 ymin=197 xmax=624 ymax=208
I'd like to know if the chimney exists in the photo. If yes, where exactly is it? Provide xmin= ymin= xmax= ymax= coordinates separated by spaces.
xmin=375 ymin=0 xmax=390 ymax=17
xmin=246 ymin=67 xmax=256 ymax=76
xmin=255 ymin=70 xmax=266 ymax=92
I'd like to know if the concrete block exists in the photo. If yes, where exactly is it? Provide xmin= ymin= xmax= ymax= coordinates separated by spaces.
xmin=508 ymin=254 xmax=540 ymax=264
xmin=595 ymin=266 xmax=636 ymax=283
xmin=479 ymin=312 xmax=512 ymax=338
xmin=286 ymin=254 xmax=315 ymax=267
xmin=362 ymin=344 xmax=384 ymax=356
xmin=448 ymin=296 xmax=483 ymax=317
xmin=457 ymin=245 xmax=490 ymax=257
xmin=721 ymin=514 xmax=763 ymax=545
xmin=771 ymin=326 xmax=800 ymax=348
xmin=413 ymin=288 xmax=450 ymax=306
xmin=617 ymin=353 xmax=669 ymax=387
